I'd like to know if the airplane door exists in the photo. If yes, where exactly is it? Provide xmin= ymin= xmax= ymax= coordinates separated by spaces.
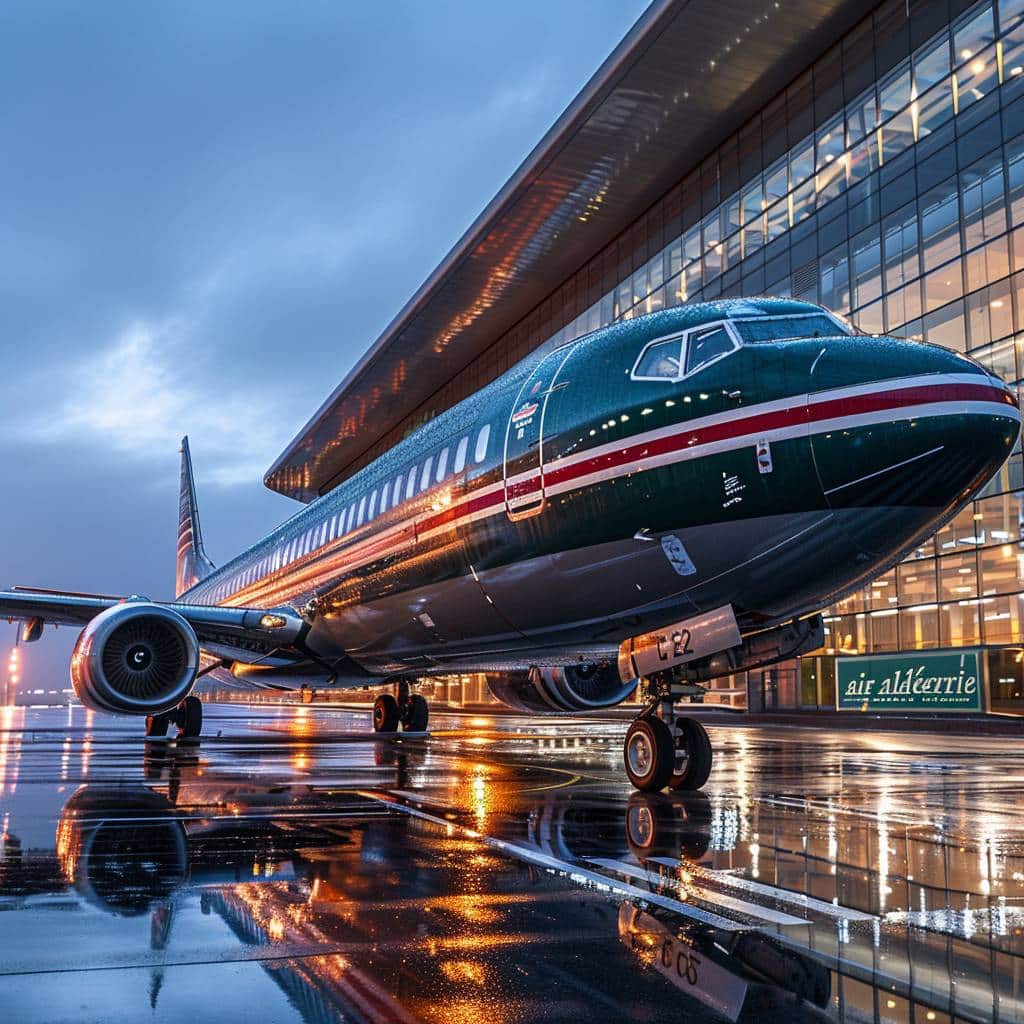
xmin=503 ymin=347 xmax=573 ymax=520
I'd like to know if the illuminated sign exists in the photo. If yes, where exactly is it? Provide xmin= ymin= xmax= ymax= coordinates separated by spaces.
xmin=836 ymin=650 xmax=983 ymax=712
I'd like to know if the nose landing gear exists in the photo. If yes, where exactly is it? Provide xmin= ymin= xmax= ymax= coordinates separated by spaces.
xmin=372 ymin=680 xmax=430 ymax=734
xmin=623 ymin=689 xmax=712 ymax=792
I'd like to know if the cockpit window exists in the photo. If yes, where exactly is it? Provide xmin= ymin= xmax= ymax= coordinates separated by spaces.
xmin=685 ymin=325 xmax=735 ymax=373
xmin=632 ymin=336 xmax=684 ymax=381
xmin=732 ymin=314 xmax=848 ymax=343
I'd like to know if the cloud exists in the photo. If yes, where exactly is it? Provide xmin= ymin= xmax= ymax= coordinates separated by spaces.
xmin=17 ymin=316 xmax=291 ymax=487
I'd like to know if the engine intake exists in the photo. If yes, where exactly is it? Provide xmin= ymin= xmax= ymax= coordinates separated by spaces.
xmin=71 ymin=603 xmax=199 ymax=716
xmin=486 ymin=661 xmax=637 ymax=714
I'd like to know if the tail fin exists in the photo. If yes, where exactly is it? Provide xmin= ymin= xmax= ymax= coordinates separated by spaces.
xmin=176 ymin=436 xmax=216 ymax=597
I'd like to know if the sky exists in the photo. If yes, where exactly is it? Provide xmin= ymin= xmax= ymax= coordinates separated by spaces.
xmin=0 ymin=0 xmax=649 ymax=685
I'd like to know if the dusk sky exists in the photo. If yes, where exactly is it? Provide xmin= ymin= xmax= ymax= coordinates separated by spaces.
xmin=0 ymin=1 xmax=648 ymax=682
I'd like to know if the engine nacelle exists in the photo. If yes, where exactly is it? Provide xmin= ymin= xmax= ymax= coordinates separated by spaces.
xmin=486 ymin=661 xmax=637 ymax=714
xmin=71 ymin=603 xmax=199 ymax=716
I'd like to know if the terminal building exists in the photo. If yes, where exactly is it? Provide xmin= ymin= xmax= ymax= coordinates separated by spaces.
xmin=265 ymin=0 xmax=1024 ymax=716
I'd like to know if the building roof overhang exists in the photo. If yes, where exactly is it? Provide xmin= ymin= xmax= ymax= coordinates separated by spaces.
xmin=266 ymin=0 xmax=867 ymax=502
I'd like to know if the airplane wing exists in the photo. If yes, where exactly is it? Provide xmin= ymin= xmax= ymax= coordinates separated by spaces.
xmin=0 ymin=586 xmax=308 ymax=663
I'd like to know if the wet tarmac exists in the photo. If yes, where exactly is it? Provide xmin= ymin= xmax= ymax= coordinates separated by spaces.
xmin=1 ymin=703 xmax=1023 ymax=1023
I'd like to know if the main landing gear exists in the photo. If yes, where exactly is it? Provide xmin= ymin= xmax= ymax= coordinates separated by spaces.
xmin=372 ymin=680 xmax=429 ymax=734
xmin=145 ymin=695 xmax=203 ymax=740
xmin=623 ymin=684 xmax=712 ymax=792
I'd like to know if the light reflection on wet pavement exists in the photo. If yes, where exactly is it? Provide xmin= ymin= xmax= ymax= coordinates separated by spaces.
xmin=2 ymin=703 xmax=1024 ymax=1022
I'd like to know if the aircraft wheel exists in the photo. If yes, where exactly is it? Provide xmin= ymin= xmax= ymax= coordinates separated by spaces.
xmin=669 ymin=717 xmax=713 ymax=790
xmin=402 ymin=694 xmax=429 ymax=732
xmin=145 ymin=712 xmax=170 ymax=737
xmin=177 ymin=696 xmax=203 ymax=739
xmin=373 ymin=693 xmax=400 ymax=732
xmin=623 ymin=716 xmax=674 ymax=792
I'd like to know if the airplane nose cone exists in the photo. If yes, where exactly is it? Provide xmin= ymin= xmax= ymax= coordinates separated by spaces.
xmin=809 ymin=338 xmax=1020 ymax=557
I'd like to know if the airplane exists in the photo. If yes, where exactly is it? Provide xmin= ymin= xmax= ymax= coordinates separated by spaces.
xmin=1 ymin=297 xmax=1019 ymax=792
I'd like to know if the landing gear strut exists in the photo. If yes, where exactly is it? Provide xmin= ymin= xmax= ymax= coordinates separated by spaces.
xmin=145 ymin=695 xmax=203 ymax=740
xmin=372 ymin=681 xmax=429 ymax=734
xmin=623 ymin=682 xmax=712 ymax=792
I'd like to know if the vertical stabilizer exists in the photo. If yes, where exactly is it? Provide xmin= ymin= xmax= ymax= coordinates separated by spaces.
xmin=176 ymin=436 xmax=216 ymax=597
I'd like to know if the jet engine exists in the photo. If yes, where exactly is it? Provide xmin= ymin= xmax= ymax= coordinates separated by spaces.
xmin=486 ymin=661 xmax=637 ymax=713
xmin=70 ymin=603 xmax=200 ymax=716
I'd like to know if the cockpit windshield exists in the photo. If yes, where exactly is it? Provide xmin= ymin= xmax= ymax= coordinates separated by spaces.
xmin=731 ymin=314 xmax=849 ymax=343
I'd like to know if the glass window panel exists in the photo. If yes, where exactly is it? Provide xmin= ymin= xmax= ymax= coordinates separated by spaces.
xmin=937 ymin=503 xmax=985 ymax=552
xmin=819 ymin=244 xmax=850 ymax=313
xmin=923 ymin=298 xmax=966 ymax=349
xmin=885 ymin=280 xmax=922 ymax=329
xmin=832 ymin=613 xmax=869 ymax=654
xmin=1002 ymin=18 xmax=1024 ymax=80
xmin=684 ymin=225 xmax=701 ymax=264
xmin=356 ymin=496 xmax=366 ymax=527
xmin=915 ymin=77 xmax=955 ymax=138
xmin=921 ymin=178 xmax=962 ymax=271
xmin=879 ymin=63 xmax=911 ymax=120
xmin=815 ymin=155 xmax=846 ymax=206
xmin=703 ymin=242 xmax=724 ymax=283
xmin=765 ymin=159 xmax=788 ymax=204
xmin=1008 ymin=139 xmax=1024 ymax=228
xmin=966 ymin=232 xmax=1010 ymax=292
xmin=765 ymin=197 xmax=789 ymax=241
xmin=725 ymin=231 xmax=742 ymax=271
xmin=976 ymin=490 xmax=1024 ymax=544
xmin=914 ymin=34 xmax=951 ymax=93
xmin=851 ymin=227 xmax=882 ymax=308
xmin=650 ymin=251 xmax=665 ymax=291
xmin=815 ymin=115 xmax=845 ymax=172
xmin=405 ymin=469 xmax=417 ymax=500
xmin=742 ymin=213 xmax=764 ymax=257
xmin=420 ymin=456 xmax=433 ymax=491
xmin=846 ymin=135 xmax=879 ymax=185
xmin=971 ymin=335 xmax=1019 ymax=379
xmin=1000 ymin=0 xmax=1024 ymax=31
xmin=982 ymin=594 xmax=1023 ymax=644
xmin=631 ymin=266 xmax=648 ymax=305
xmin=901 ymin=604 xmax=940 ymax=649
xmin=685 ymin=325 xmax=734 ymax=373
xmin=791 ymin=176 xmax=815 ymax=224
xmin=855 ymin=298 xmax=884 ymax=334
xmin=392 ymin=477 xmax=403 ymax=507
xmin=899 ymin=560 xmax=938 ymax=604
xmin=924 ymin=259 xmax=964 ymax=312
xmin=436 ymin=446 xmax=449 ymax=482
xmin=723 ymin=194 xmax=742 ymax=235
xmin=955 ymin=5 xmax=996 ymax=62
xmin=634 ymin=337 xmax=684 ymax=380
xmin=368 ymin=489 xmax=377 ymax=519
xmin=732 ymin=315 xmax=848 ymax=342
xmin=883 ymin=204 xmax=919 ymax=291
xmin=741 ymin=179 xmax=764 ymax=226
xmin=845 ymin=87 xmax=877 ymax=143
xmin=789 ymin=137 xmax=814 ymax=186
xmin=941 ymin=601 xmax=982 ymax=645
xmin=961 ymin=155 xmax=1007 ymax=253
xmin=867 ymin=567 xmax=898 ymax=611
xmin=667 ymin=238 xmax=683 ymax=278
xmin=980 ymin=540 xmax=1024 ymax=595
xmin=955 ymin=40 xmax=999 ymax=110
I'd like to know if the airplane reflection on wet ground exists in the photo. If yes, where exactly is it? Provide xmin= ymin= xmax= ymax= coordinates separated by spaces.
xmin=1 ymin=705 xmax=1024 ymax=1022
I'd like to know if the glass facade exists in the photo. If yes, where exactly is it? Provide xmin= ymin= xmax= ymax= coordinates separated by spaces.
xmin=350 ymin=0 xmax=1024 ymax=712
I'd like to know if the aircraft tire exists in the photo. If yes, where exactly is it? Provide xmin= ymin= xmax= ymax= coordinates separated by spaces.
xmin=403 ymin=694 xmax=429 ymax=732
xmin=624 ymin=716 xmax=674 ymax=792
xmin=669 ymin=718 xmax=712 ymax=790
xmin=178 ymin=696 xmax=203 ymax=739
xmin=373 ymin=693 xmax=400 ymax=732
xmin=145 ymin=712 xmax=170 ymax=737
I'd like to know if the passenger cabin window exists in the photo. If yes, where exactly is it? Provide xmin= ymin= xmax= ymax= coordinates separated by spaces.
xmin=346 ymin=504 xmax=356 ymax=532
xmin=392 ymin=477 xmax=402 ymax=507
xmin=474 ymin=424 xmax=490 ymax=464
xmin=369 ymin=489 xmax=378 ymax=519
xmin=405 ymin=469 xmax=417 ymax=500
xmin=633 ymin=337 xmax=684 ymax=381
xmin=436 ymin=446 xmax=449 ymax=481
xmin=420 ymin=456 xmax=433 ymax=491
xmin=357 ymin=496 xmax=366 ymax=527
xmin=454 ymin=437 xmax=469 ymax=473
xmin=731 ymin=314 xmax=847 ymax=343
xmin=685 ymin=325 xmax=734 ymax=373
